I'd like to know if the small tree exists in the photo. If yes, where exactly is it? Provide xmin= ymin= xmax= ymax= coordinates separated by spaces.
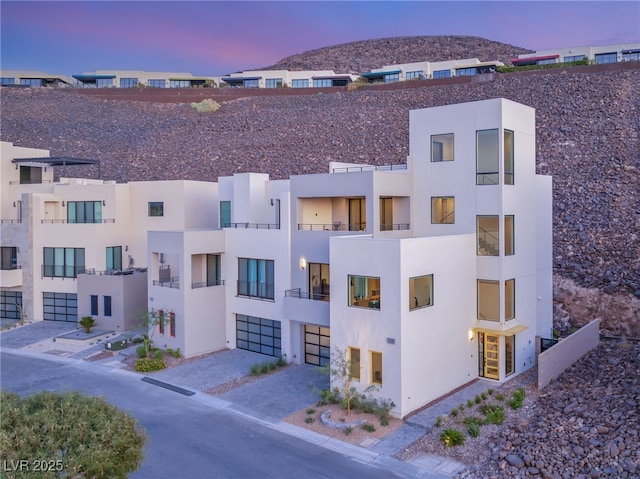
xmin=322 ymin=347 xmax=359 ymax=415
xmin=79 ymin=316 xmax=95 ymax=333
xmin=138 ymin=309 xmax=171 ymax=358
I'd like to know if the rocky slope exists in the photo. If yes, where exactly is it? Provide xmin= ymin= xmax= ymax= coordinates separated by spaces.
xmin=262 ymin=35 xmax=531 ymax=73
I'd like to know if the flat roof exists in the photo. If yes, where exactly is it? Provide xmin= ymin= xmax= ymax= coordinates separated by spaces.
xmin=72 ymin=74 xmax=117 ymax=80
xmin=510 ymin=54 xmax=559 ymax=64
xmin=13 ymin=157 xmax=100 ymax=167
xmin=361 ymin=69 xmax=402 ymax=77
xmin=622 ymin=48 xmax=640 ymax=54
xmin=311 ymin=75 xmax=353 ymax=80
xmin=220 ymin=76 xmax=262 ymax=82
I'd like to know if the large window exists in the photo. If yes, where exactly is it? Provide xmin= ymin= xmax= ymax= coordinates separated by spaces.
xmin=148 ymin=202 xmax=164 ymax=217
xmin=90 ymin=295 xmax=98 ymax=316
xmin=431 ymin=197 xmax=455 ymax=224
xmin=1 ymin=77 xmax=16 ymax=85
xmin=505 ymin=335 xmax=515 ymax=376
xmin=20 ymin=78 xmax=43 ymax=87
xmin=348 ymin=275 xmax=380 ymax=309
xmin=622 ymin=51 xmax=640 ymax=62
xmin=291 ymin=79 xmax=309 ymax=88
xmin=477 ymin=216 xmax=499 ymax=256
xmin=384 ymin=73 xmax=399 ymax=83
xmin=43 ymin=292 xmax=77 ymax=322
xmin=313 ymin=79 xmax=332 ymax=88
xmin=220 ymin=201 xmax=231 ymax=228
xmin=67 ymin=201 xmax=102 ymax=223
xmin=148 ymin=79 xmax=166 ymax=88
xmin=564 ymin=55 xmax=586 ymax=63
xmin=238 ymin=258 xmax=274 ymax=299
xmin=405 ymin=71 xmax=423 ymax=80
xmin=456 ymin=67 xmax=478 ymax=76
xmin=433 ymin=70 xmax=451 ymax=79
xmin=371 ymin=351 xmax=383 ymax=385
xmin=595 ymin=52 xmax=617 ymax=64
xmin=243 ymin=79 xmax=259 ymax=88
xmin=409 ymin=274 xmax=433 ymax=310
xmin=431 ymin=133 xmax=454 ymax=162
xmin=349 ymin=347 xmax=361 ymax=381
xmin=476 ymin=129 xmax=499 ymax=185
xmin=505 ymin=279 xmax=515 ymax=320
xmin=505 ymin=216 xmax=515 ymax=256
xmin=380 ymin=197 xmax=393 ymax=231
xmin=104 ymin=296 xmax=112 ymax=317
xmin=478 ymin=280 xmax=499 ymax=321
xmin=309 ymin=263 xmax=330 ymax=300
xmin=236 ymin=314 xmax=281 ymax=357
xmin=170 ymin=80 xmax=191 ymax=88
xmin=1 ymin=247 xmax=18 ymax=270
xmin=120 ymin=77 xmax=138 ymax=88
xmin=504 ymin=129 xmax=514 ymax=185
xmin=20 ymin=166 xmax=42 ymax=184
xmin=43 ymin=247 xmax=85 ymax=278
xmin=348 ymin=198 xmax=366 ymax=231
xmin=265 ymin=78 xmax=283 ymax=88
xmin=106 ymin=246 xmax=122 ymax=271
xmin=1 ymin=291 xmax=22 ymax=320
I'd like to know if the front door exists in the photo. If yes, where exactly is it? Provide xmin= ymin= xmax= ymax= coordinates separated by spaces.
xmin=483 ymin=334 xmax=500 ymax=379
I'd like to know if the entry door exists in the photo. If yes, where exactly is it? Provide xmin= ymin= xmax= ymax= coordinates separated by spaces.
xmin=483 ymin=334 xmax=500 ymax=379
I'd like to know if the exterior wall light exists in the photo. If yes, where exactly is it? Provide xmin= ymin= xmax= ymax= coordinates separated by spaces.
xmin=469 ymin=330 xmax=475 ymax=341
xmin=299 ymin=258 xmax=307 ymax=270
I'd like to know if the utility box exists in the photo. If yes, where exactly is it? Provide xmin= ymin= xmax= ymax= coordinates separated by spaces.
xmin=105 ymin=339 xmax=129 ymax=351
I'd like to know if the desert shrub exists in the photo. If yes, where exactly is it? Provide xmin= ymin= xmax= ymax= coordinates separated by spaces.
xmin=450 ymin=407 xmax=459 ymax=417
xmin=249 ymin=363 xmax=261 ymax=376
xmin=166 ymin=348 xmax=174 ymax=356
xmin=467 ymin=422 xmax=481 ymax=438
xmin=173 ymin=348 xmax=181 ymax=358
xmin=507 ymin=388 xmax=526 ymax=409
xmin=435 ymin=416 xmax=443 ymax=427
xmin=480 ymin=404 xmax=505 ymax=425
xmin=462 ymin=416 xmax=483 ymax=427
xmin=474 ymin=395 xmax=482 ymax=404
xmin=135 ymin=357 xmax=166 ymax=372
xmin=466 ymin=399 xmax=474 ymax=408
xmin=495 ymin=393 xmax=505 ymax=401
xmin=343 ymin=426 xmax=353 ymax=436
xmin=440 ymin=428 xmax=465 ymax=447
xmin=275 ymin=356 xmax=287 ymax=367
xmin=0 ymin=391 xmax=146 ymax=478
xmin=268 ymin=362 xmax=277 ymax=372
xmin=304 ymin=416 xmax=315 ymax=424
xmin=153 ymin=349 xmax=164 ymax=360
xmin=136 ymin=346 xmax=147 ymax=359
xmin=487 ymin=388 xmax=494 ymax=395
xmin=259 ymin=362 xmax=271 ymax=374
xmin=316 ymin=388 xmax=339 ymax=406
xmin=305 ymin=408 xmax=316 ymax=415
xmin=481 ymin=392 xmax=488 ymax=400
xmin=189 ymin=99 xmax=220 ymax=113
xmin=361 ymin=423 xmax=376 ymax=433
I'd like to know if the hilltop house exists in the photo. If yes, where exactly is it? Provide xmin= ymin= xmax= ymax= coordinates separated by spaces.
xmin=0 ymin=98 xmax=552 ymax=417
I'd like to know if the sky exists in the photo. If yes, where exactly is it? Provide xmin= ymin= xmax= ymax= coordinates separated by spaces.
xmin=1 ymin=1 xmax=639 ymax=76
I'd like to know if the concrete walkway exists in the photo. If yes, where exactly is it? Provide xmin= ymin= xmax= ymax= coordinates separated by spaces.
xmin=1 ymin=321 xmax=470 ymax=478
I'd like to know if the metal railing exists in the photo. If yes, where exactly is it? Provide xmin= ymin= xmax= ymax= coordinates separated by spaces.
xmin=0 ymin=219 xmax=22 ymax=224
xmin=380 ymin=223 xmax=410 ymax=231
xmin=223 ymin=223 xmax=280 ymax=229
xmin=41 ymin=265 xmax=85 ymax=278
xmin=192 ymin=279 xmax=225 ymax=289
xmin=9 ymin=179 xmax=55 ymax=185
xmin=0 ymin=265 xmax=21 ymax=271
xmin=41 ymin=218 xmax=115 ymax=224
xmin=237 ymin=280 xmax=274 ymax=300
xmin=331 ymin=164 xmax=407 ymax=173
xmin=298 ymin=223 xmax=366 ymax=232
xmin=476 ymin=172 xmax=499 ymax=185
xmin=153 ymin=277 xmax=180 ymax=289
xmin=285 ymin=288 xmax=330 ymax=301
xmin=82 ymin=268 xmax=145 ymax=276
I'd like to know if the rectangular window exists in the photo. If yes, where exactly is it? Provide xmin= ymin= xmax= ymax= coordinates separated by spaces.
xmin=90 ymin=295 xmax=98 ymax=316
xmin=170 ymin=80 xmax=192 ymax=88
xmin=456 ymin=67 xmax=477 ymax=76
xmin=405 ymin=71 xmax=423 ymax=80
xmin=169 ymin=312 xmax=176 ymax=337
xmin=595 ymin=52 xmax=617 ymax=64
xmin=432 ymin=70 xmax=451 ymax=79
xmin=371 ymin=351 xmax=382 ymax=385
xmin=431 ymin=133 xmax=454 ymax=162
xmin=409 ymin=274 xmax=433 ymax=310
xmin=384 ymin=73 xmax=399 ymax=83
xmin=120 ymin=77 xmax=138 ymax=88
xmin=309 ymin=263 xmax=330 ymax=300
xmin=220 ymin=201 xmax=231 ymax=227
xmin=19 ymin=165 xmax=42 ymax=184
xmin=348 ymin=198 xmax=366 ymax=231
xmin=622 ymin=51 xmax=640 ymax=62
xmin=431 ymin=196 xmax=455 ymax=224
xmin=20 ymin=78 xmax=43 ymax=87
xmin=564 ymin=55 xmax=586 ymax=63
xmin=96 ymin=78 xmax=113 ymax=88
xmin=1 ymin=247 xmax=18 ymax=270
xmin=505 ymin=335 xmax=515 ymax=376
xmin=43 ymin=247 xmax=85 ymax=278
xmin=477 ymin=216 xmax=499 ymax=256
xmin=147 ymin=79 xmax=166 ymax=88
xmin=106 ymin=246 xmax=122 ymax=271
xmin=238 ymin=258 xmax=275 ymax=300
xmin=504 ymin=129 xmax=514 ymax=185
xmin=148 ymin=202 xmax=164 ymax=217
xmin=313 ymin=79 xmax=332 ymax=88
xmin=0 ymin=291 xmax=22 ymax=320
xmin=207 ymin=254 xmax=222 ymax=286
xmin=505 ymin=279 xmax=515 ymax=320
xmin=380 ymin=197 xmax=393 ymax=231
xmin=104 ymin=296 xmax=112 ymax=317
xmin=243 ymin=79 xmax=259 ymax=88
xmin=291 ymin=79 xmax=309 ymax=88
xmin=1 ymin=77 xmax=16 ymax=85
xmin=348 ymin=275 xmax=380 ymax=309
xmin=43 ymin=292 xmax=77 ymax=322
xmin=478 ymin=280 xmax=499 ymax=321
xmin=349 ymin=347 xmax=360 ymax=381
xmin=505 ymin=215 xmax=515 ymax=256
xmin=67 ymin=201 xmax=102 ymax=224
xmin=158 ymin=310 xmax=165 ymax=334
xmin=476 ymin=129 xmax=499 ymax=185
xmin=265 ymin=78 xmax=283 ymax=88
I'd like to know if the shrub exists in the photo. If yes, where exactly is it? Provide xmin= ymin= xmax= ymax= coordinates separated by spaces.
xmin=131 ymin=337 xmax=144 ymax=344
xmin=79 ymin=316 xmax=96 ymax=332
xmin=435 ymin=416 xmax=443 ymax=427
xmin=136 ymin=346 xmax=147 ymax=359
xmin=466 ymin=399 xmax=474 ymax=409
xmin=316 ymin=388 xmax=339 ymax=406
xmin=495 ymin=393 xmax=505 ymax=401
xmin=480 ymin=404 xmax=505 ymax=425
xmin=474 ymin=395 xmax=482 ymax=404
xmin=135 ymin=357 xmax=166 ymax=372
xmin=361 ymin=423 xmax=376 ymax=433
xmin=249 ymin=364 xmax=261 ymax=376
xmin=440 ymin=428 xmax=465 ymax=447
xmin=450 ymin=407 xmax=459 ymax=417
xmin=487 ymin=388 xmax=494 ymax=396
xmin=304 ymin=416 xmax=315 ymax=424
xmin=275 ymin=356 xmax=287 ymax=367
xmin=153 ymin=349 xmax=164 ymax=360
xmin=189 ymin=99 xmax=220 ymax=113
xmin=507 ymin=388 xmax=526 ymax=409
xmin=306 ymin=408 xmax=316 ymax=415
xmin=173 ymin=348 xmax=181 ymax=358
xmin=268 ymin=362 xmax=277 ymax=372
xmin=467 ymin=422 xmax=481 ymax=438
xmin=1 ymin=391 xmax=146 ymax=478
xmin=344 ymin=426 xmax=353 ymax=436
xmin=481 ymin=392 xmax=488 ymax=400
xmin=260 ymin=362 xmax=271 ymax=374
xmin=166 ymin=348 xmax=174 ymax=356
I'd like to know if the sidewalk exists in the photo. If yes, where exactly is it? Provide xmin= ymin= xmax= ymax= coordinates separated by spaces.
xmin=1 ymin=321 xmax=471 ymax=478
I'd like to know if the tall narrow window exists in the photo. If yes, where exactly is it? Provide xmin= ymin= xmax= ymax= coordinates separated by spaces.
xmin=349 ymin=347 xmax=361 ymax=381
xmin=505 ymin=216 xmax=515 ymax=256
xmin=380 ymin=197 xmax=393 ymax=231
xmin=431 ymin=133 xmax=454 ymax=162
xmin=104 ymin=296 xmax=112 ymax=317
xmin=90 ymin=295 xmax=98 ymax=316
xmin=478 ymin=280 xmax=499 ymax=321
xmin=476 ymin=129 xmax=499 ymax=185
xmin=207 ymin=254 xmax=221 ymax=286
xmin=505 ymin=335 xmax=515 ymax=376
xmin=349 ymin=198 xmax=366 ymax=231
xmin=431 ymin=197 xmax=455 ymax=224
xmin=0 ymin=247 xmax=18 ymax=270
xmin=220 ymin=201 xmax=231 ymax=228
xmin=309 ymin=263 xmax=330 ymax=300
xmin=409 ymin=275 xmax=433 ymax=310
xmin=477 ymin=216 xmax=499 ymax=256
xmin=169 ymin=312 xmax=176 ymax=337
xmin=504 ymin=130 xmax=514 ymax=185
xmin=106 ymin=246 xmax=122 ymax=271
xmin=371 ymin=351 xmax=383 ymax=385
xmin=505 ymin=279 xmax=515 ymax=320
xmin=158 ymin=310 xmax=165 ymax=334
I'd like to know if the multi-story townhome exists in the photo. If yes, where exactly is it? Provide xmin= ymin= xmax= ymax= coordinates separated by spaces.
xmin=0 ymin=70 xmax=74 ymax=87
xmin=1 ymin=97 xmax=552 ymax=418
xmin=511 ymin=42 xmax=640 ymax=66
xmin=219 ymin=69 xmax=357 ymax=88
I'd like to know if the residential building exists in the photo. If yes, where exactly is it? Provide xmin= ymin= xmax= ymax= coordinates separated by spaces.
xmin=219 ymin=69 xmax=357 ymax=88
xmin=511 ymin=42 xmax=640 ymax=66
xmin=0 ymin=70 xmax=74 ymax=87
xmin=1 ymin=97 xmax=552 ymax=418
xmin=360 ymin=58 xmax=503 ymax=83
xmin=72 ymin=70 xmax=217 ymax=88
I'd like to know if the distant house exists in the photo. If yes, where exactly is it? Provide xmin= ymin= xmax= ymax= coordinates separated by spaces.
xmin=511 ymin=42 xmax=640 ymax=66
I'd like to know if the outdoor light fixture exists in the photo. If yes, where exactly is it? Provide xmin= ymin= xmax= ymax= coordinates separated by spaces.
xmin=102 ymin=200 xmax=106 ymax=206
xmin=62 ymin=201 xmax=65 ymax=207
xmin=299 ymin=258 xmax=307 ymax=270
xmin=468 ymin=330 xmax=475 ymax=341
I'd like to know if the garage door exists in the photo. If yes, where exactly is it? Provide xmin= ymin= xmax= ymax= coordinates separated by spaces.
xmin=236 ymin=314 xmax=282 ymax=357
xmin=305 ymin=325 xmax=330 ymax=366
xmin=43 ymin=292 xmax=78 ymax=322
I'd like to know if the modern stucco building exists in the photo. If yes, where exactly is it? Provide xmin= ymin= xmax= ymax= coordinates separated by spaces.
xmin=1 ymin=98 xmax=552 ymax=417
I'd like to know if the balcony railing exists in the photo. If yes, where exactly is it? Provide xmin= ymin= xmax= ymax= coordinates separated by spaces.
xmin=41 ymin=219 xmax=116 ymax=224
xmin=237 ymin=280 xmax=274 ymax=300
xmin=82 ymin=268 xmax=146 ymax=276
xmin=380 ymin=223 xmax=410 ymax=231
xmin=41 ymin=265 xmax=85 ymax=278
xmin=153 ymin=277 xmax=180 ymax=289
xmin=285 ymin=288 xmax=330 ymax=301
xmin=0 ymin=219 xmax=22 ymax=224
xmin=9 ymin=179 xmax=55 ymax=185
xmin=331 ymin=164 xmax=407 ymax=173
xmin=298 ymin=223 xmax=366 ymax=231
xmin=223 ymin=223 xmax=280 ymax=229
xmin=192 ymin=279 xmax=225 ymax=289
xmin=0 ymin=265 xmax=21 ymax=271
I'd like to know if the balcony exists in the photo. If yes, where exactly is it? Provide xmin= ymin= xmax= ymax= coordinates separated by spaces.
xmin=223 ymin=223 xmax=280 ymax=229
xmin=380 ymin=223 xmax=410 ymax=231
xmin=331 ymin=164 xmax=407 ymax=173
xmin=41 ymin=218 xmax=115 ymax=224
xmin=192 ymin=279 xmax=225 ymax=289
xmin=0 ymin=266 xmax=22 ymax=287
xmin=153 ymin=277 xmax=180 ymax=289
xmin=41 ymin=265 xmax=85 ymax=279
xmin=297 ymin=222 xmax=366 ymax=232
xmin=283 ymin=289 xmax=330 ymax=325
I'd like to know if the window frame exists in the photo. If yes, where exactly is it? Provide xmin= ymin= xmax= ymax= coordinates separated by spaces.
xmin=430 ymin=133 xmax=454 ymax=162
xmin=169 ymin=312 xmax=176 ymax=337
xmin=104 ymin=296 xmax=112 ymax=317
xmin=90 ymin=295 xmax=98 ymax=316
xmin=148 ymin=202 xmax=164 ymax=217
xmin=504 ymin=129 xmax=514 ymax=185
xmin=106 ymin=246 xmax=122 ymax=271
xmin=505 ymin=215 xmax=515 ymax=256
xmin=431 ymin=196 xmax=455 ymax=224
xmin=43 ymin=247 xmax=85 ymax=278
xmin=477 ymin=279 xmax=500 ymax=321
xmin=505 ymin=335 xmax=515 ymax=376
xmin=409 ymin=274 xmax=433 ymax=311
xmin=237 ymin=258 xmax=275 ymax=300
xmin=370 ymin=351 xmax=383 ymax=385
xmin=505 ymin=279 xmax=515 ymax=320
xmin=348 ymin=275 xmax=381 ymax=310
xmin=477 ymin=216 xmax=499 ymax=256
